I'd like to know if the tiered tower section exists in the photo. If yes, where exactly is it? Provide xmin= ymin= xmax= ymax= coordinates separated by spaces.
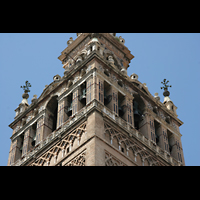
xmin=8 ymin=33 xmax=184 ymax=166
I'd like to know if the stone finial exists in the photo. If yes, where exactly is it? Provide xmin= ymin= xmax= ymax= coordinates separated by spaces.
xmin=31 ymin=95 xmax=38 ymax=104
xmin=161 ymin=79 xmax=172 ymax=97
xmin=121 ymin=67 xmax=127 ymax=75
xmin=119 ymin=36 xmax=125 ymax=45
xmin=160 ymin=79 xmax=177 ymax=115
xmin=109 ymin=33 xmax=116 ymax=37
xmin=143 ymin=83 xmax=148 ymax=89
xmin=67 ymin=37 xmax=74 ymax=46
xmin=154 ymin=93 xmax=160 ymax=101
xmin=20 ymin=81 xmax=31 ymax=105
xmin=22 ymin=93 xmax=29 ymax=103
xmin=161 ymin=79 xmax=174 ymax=106
xmin=53 ymin=74 xmax=61 ymax=82
xmin=130 ymin=73 xmax=139 ymax=80
xmin=77 ymin=33 xmax=82 ymax=37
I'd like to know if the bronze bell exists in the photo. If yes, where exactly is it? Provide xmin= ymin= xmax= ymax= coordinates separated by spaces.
xmin=133 ymin=101 xmax=141 ymax=122
xmin=79 ymin=88 xmax=87 ymax=105
xmin=31 ymin=134 xmax=36 ymax=147
xmin=134 ymin=110 xmax=140 ymax=122
xmin=104 ymin=92 xmax=112 ymax=105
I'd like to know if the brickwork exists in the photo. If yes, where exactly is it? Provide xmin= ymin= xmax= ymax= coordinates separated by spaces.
xmin=8 ymin=33 xmax=184 ymax=166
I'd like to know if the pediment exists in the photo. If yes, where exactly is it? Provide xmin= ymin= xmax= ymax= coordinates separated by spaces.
xmin=37 ymin=81 xmax=60 ymax=102
xmin=130 ymin=79 xmax=153 ymax=98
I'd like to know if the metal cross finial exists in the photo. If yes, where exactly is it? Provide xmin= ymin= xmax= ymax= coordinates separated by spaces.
xmin=20 ymin=81 xmax=31 ymax=93
xmin=161 ymin=79 xmax=172 ymax=91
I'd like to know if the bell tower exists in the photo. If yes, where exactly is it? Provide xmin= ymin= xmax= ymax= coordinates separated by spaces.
xmin=8 ymin=33 xmax=185 ymax=166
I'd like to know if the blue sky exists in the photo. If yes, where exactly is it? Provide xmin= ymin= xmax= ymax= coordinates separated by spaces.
xmin=0 ymin=33 xmax=199 ymax=166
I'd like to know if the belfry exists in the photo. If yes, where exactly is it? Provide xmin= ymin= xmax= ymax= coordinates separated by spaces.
xmin=8 ymin=33 xmax=185 ymax=166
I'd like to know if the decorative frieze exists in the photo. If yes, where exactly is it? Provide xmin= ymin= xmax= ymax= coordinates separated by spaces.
xmin=105 ymin=151 xmax=126 ymax=166
xmin=65 ymin=150 xmax=86 ymax=166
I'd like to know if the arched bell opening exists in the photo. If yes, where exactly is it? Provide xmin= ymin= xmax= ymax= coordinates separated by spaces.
xmin=118 ymin=92 xmax=126 ymax=119
xmin=64 ymin=93 xmax=73 ymax=118
xmin=133 ymin=94 xmax=145 ymax=131
xmin=79 ymin=81 xmax=87 ymax=107
xmin=31 ymin=122 xmax=37 ymax=147
xmin=104 ymin=81 xmax=112 ymax=107
xmin=46 ymin=95 xmax=58 ymax=132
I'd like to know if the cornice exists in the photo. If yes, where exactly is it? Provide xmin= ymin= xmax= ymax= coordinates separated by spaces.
xmin=102 ymin=33 xmax=134 ymax=61
xmin=58 ymin=33 xmax=134 ymax=64
xmin=58 ymin=33 xmax=90 ymax=62
xmin=10 ymin=110 xmax=45 ymax=141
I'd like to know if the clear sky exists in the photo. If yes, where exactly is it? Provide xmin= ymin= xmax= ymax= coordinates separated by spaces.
xmin=0 ymin=33 xmax=199 ymax=166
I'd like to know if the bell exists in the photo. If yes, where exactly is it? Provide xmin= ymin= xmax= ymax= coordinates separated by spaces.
xmin=118 ymin=106 xmax=124 ymax=117
xmin=133 ymin=101 xmax=142 ymax=121
xmin=31 ymin=134 xmax=36 ymax=147
xmin=19 ymin=145 xmax=23 ymax=152
xmin=104 ymin=92 xmax=112 ymax=105
xmin=64 ymin=102 xmax=72 ymax=116
xmin=79 ymin=89 xmax=86 ymax=105
xmin=134 ymin=111 xmax=141 ymax=122
xmin=82 ymin=89 xmax=87 ymax=99
xmin=165 ymin=116 xmax=170 ymax=124
xmin=153 ymin=106 xmax=158 ymax=114
xmin=119 ymin=105 xmax=127 ymax=117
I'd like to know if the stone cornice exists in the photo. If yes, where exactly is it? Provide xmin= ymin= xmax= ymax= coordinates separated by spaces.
xmin=58 ymin=33 xmax=134 ymax=64
xmin=58 ymin=33 xmax=90 ymax=63
xmin=10 ymin=110 xmax=45 ymax=141
xmin=101 ymin=33 xmax=134 ymax=61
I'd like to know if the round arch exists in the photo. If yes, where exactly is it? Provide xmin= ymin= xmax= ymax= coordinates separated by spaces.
xmin=46 ymin=95 xmax=58 ymax=132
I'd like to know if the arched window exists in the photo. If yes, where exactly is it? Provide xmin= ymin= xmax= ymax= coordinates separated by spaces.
xmin=46 ymin=96 xmax=58 ymax=132
xmin=133 ymin=95 xmax=145 ymax=131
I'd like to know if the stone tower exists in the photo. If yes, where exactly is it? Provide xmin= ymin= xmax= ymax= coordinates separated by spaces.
xmin=8 ymin=33 xmax=185 ymax=166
